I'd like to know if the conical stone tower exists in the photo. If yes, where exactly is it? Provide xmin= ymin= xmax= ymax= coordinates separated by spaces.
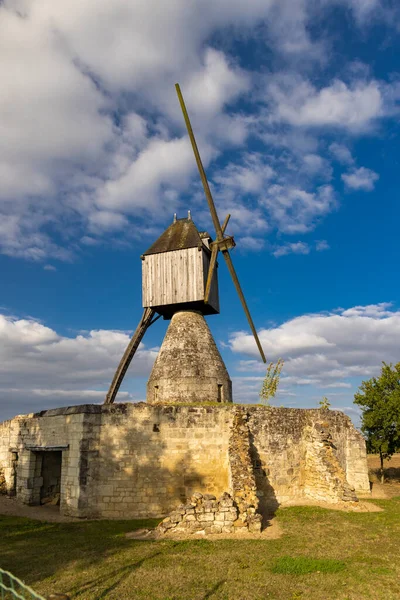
xmin=147 ymin=310 xmax=232 ymax=404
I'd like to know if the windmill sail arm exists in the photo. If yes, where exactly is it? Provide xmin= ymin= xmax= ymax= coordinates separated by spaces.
xmin=175 ymin=83 xmax=224 ymax=241
xmin=221 ymin=250 xmax=266 ymax=363
xmin=104 ymin=307 xmax=156 ymax=404
xmin=221 ymin=213 xmax=230 ymax=234
xmin=175 ymin=83 xmax=265 ymax=363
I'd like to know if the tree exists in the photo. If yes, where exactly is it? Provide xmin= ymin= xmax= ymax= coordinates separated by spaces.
xmin=319 ymin=396 xmax=331 ymax=410
xmin=354 ymin=362 xmax=400 ymax=483
xmin=259 ymin=358 xmax=284 ymax=405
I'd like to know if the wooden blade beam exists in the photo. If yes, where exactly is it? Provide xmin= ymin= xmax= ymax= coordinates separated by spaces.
xmin=176 ymin=83 xmax=266 ymax=363
xmin=104 ymin=307 xmax=156 ymax=404
xmin=221 ymin=213 xmax=230 ymax=234
xmin=222 ymin=250 xmax=266 ymax=363
xmin=175 ymin=83 xmax=224 ymax=241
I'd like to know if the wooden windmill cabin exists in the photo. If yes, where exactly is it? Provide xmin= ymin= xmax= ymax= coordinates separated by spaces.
xmin=141 ymin=212 xmax=219 ymax=319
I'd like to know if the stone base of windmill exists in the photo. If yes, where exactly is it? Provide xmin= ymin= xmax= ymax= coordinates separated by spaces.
xmin=157 ymin=492 xmax=262 ymax=536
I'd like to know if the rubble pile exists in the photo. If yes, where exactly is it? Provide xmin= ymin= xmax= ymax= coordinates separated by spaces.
xmin=158 ymin=491 xmax=261 ymax=535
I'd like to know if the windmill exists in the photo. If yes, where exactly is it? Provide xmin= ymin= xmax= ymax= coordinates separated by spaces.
xmin=104 ymin=84 xmax=266 ymax=405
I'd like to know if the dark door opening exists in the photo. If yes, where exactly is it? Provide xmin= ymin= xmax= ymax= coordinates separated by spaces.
xmin=39 ymin=451 xmax=62 ymax=507
xmin=9 ymin=451 xmax=18 ymax=496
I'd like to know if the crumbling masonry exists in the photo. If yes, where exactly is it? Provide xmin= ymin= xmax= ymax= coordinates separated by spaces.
xmin=0 ymin=403 xmax=370 ymax=525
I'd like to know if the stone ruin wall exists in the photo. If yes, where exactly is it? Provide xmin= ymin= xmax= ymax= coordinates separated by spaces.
xmin=79 ymin=404 xmax=232 ymax=519
xmin=248 ymin=407 xmax=369 ymax=510
xmin=0 ymin=404 xmax=370 ymax=519
xmin=0 ymin=412 xmax=86 ymax=514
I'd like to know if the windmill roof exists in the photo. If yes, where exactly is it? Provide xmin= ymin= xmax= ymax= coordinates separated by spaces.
xmin=142 ymin=218 xmax=205 ymax=256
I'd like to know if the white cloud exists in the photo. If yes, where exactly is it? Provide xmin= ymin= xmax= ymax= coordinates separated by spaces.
xmin=0 ymin=313 xmax=157 ymax=420
xmin=230 ymin=302 xmax=400 ymax=388
xmin=0 ymin=0 xmax=396 ymax=262
xmin=238 ymin=237 xmax=265 ymax=252
xmin=272 ymin=239 xmax=330 ymax=257
xmin=273 ymin=241 xmax=310 ymax=257
xmin=323 ymin=382 xmax=352 ymax=388
xmin=0 ymin=6 xmax=113 ymax=212
xmin=269 ymin=76 xmax=382 ymax=131
xmin=316 ymin=239 xmax=330 ymax=251
xmin=214 ymin=153 xmax=275 ymax=195
xmin=98 ymin=137 xmax=198 ymax=214
xmin=43 ymin=264 xmax=57 ymax=271
xmin=88 ymin=211 xmax=129 ymax=233
xmin=334 ymin=0 xmax=381 ymax=23
xmin=263 ymin=184 xmax=336 ymax=233
xmin=329 ymin=143 xmax=354 ymax=165
xmin=302 ymin=154 xmax=333 ymax=178
xmin=341 ymin=166 xmax=379 ymax=190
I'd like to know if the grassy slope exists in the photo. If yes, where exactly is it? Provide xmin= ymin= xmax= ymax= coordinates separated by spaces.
xmin=1 ymin=497 xmax=400 ymax=600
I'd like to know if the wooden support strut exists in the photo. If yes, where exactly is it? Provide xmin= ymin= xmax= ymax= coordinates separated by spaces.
xmin=104 ymin=308 xmax=158 ymax=404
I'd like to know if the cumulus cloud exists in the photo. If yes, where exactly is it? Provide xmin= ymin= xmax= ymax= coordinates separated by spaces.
xmin=230 ymin=302 xmax=400 ymax=412
xmin=335 ymin=0 xmax=381 ymax=23
xmin=213 ymin=153 xmax=275 ymax=195
xmin=341 ymin=166 xmax=379 ymax=190
xmin=315 ymin=240 xmax=330 ymax=251
xmin=273 ymin=242 xmax=310 ymax=257
xmin=0 ymin=313 xmax=157 ymax=421
xmin=0 ymin=0 xmax=397 ymax=262
xmin=269 ymin=76 xmax=382 ymax=131
xmin=263 ymin=184 xmax=336 ymax=234
xmin=239 ymin=237 xmax=266 ymax=252
xmin=231 ymin=302 xmax=399 ymax=382
xmin=273 ymin=239 xmax=330 ymax=256
xmin=329 ymin=143 xmax=354 ymax=165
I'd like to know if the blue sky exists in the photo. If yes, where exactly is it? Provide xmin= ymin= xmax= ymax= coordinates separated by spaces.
xmin=1 ymin=0 xmax=400 ymax=424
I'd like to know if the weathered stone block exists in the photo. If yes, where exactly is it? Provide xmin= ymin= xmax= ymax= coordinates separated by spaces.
xmin=183 ymin=514 xmax=196 ymax=522
xmin=200 ymin=513 xmax=214 ymax=522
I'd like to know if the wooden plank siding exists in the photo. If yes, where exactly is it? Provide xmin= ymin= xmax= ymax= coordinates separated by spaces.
xmin=142 ymin=247 xmax=219 ymax=313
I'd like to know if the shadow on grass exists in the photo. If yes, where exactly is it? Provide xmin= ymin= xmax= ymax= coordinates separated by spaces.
xmin=69 ymin=551 xmax=164 ymax=599
xmin=369 ymin=466 xmax=400 ymax=483
xmin=202 ymin=580 xmax=225 ymax=599
xmin=0 ymin=516 xmax=161 ymax=589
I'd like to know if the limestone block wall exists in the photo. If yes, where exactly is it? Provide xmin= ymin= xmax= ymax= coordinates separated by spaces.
xmin=79 ymin=404 xmax=232 ymax=518
xmin=247 ymin=407 xmax=370 ymax=509
xmin=0 ymin=410 xmax=89 ymax=514
xmin=322 ymin=411 xmax=371 ymax=495
xmin=300 ymin=422 xmax=357 ymax=503
xmin=0 ymin=419 xmax=13 ymax=493
xmin=0 ymin=403 xmax=370 ymax=519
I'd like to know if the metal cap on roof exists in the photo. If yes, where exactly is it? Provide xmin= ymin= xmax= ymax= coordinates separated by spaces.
xmin=142 ymin=218 xmax=204 ymax=256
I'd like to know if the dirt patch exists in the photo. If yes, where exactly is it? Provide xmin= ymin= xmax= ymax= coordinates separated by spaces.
xmin=0 ymin=496 xmax=79 ymax=522
xmin=283 ymin=499 xmax=383 ymax=512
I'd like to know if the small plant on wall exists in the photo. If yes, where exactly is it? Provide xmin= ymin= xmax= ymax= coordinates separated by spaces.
xmin=259 ymin=358 xmax=284 ymax=406
xmin=319 ymin=396 xmax=331 ymax=410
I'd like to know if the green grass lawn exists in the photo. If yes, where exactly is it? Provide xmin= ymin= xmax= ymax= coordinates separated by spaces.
xmin=1 ymin=497 xmax=399 ymax=600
